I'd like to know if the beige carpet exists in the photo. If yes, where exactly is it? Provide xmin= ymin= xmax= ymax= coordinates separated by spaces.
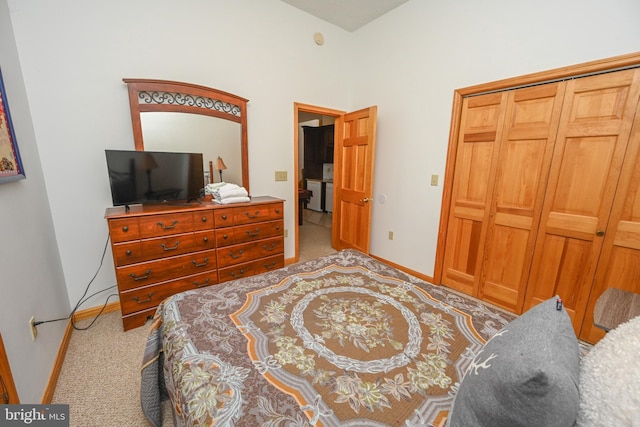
xmin=52 ymin=312 xmax=174 ymax=426
xmin=299 ymin=210 xmax=336 ymax=263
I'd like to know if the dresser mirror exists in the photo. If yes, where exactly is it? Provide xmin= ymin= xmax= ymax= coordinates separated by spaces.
xmin=123 ymin=78 xmax=250 ymax=193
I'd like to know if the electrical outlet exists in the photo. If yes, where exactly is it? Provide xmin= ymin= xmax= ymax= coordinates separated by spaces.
xmin=284 ymin=229 xmax=288 ymax=238
xmin=388 ymin=231 xmax=394 ymax=240
xmin=275 ymin=171 xmax=288 ymax=181
xmin=431 ymin=174 xmax=439 ymax=186
xmin=29 ymin=316 xmax=37 ymax=341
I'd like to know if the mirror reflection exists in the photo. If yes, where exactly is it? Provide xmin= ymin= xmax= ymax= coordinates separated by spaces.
xmin=123 ymin=78 xmax=250 ymax=193
xmin=140 ymin=112 xmax=243 ymax=186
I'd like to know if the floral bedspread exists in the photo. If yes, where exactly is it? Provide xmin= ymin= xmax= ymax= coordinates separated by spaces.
xmin=141 ymin=250 xmax=515 ymax=426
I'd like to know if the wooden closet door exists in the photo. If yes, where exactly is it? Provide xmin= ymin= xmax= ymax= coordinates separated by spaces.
xmin=478 ymin=83 xmax=566 ymax=312
xmin=523 ymin=69 xmax=640 ymax=331
xmin=441 ymin=92 xmax=507 ymax=296
xmin=579 ymin=103 xmax=640 ymax=342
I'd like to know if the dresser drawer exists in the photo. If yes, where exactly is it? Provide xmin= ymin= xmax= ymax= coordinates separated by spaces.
xmin=120 ymin=271 xmax=218 ymax=315
xmin=193 ymin=211 xmax=215 ymax=231
xmin=116 ymin=249 xmax=217 ymax=291
xmin=193 ymin=230 xmax=216 ymax=251
xmin=214 ymin=202 xmax=283 ymax=227
xmin=215 ymin=220 xmax=284 ymax=247
xmin=218 ymin=254 xmax=284 ymax=284
xmin=109 ymin=218 xmax=140 ymax=243
xmin=112 ymin=241 xmax=144 ymax=266
xmin=139 ymin=212 xmax=194 ymax=238
xmin=269 ymin=203 xmax=284 ymax=220
xmin=122 ymin=306 xmax=158 ymax=331
xmin=140 ymin=232 xmax=196 ymax=260
xmin=216 ymin=237 xmax=284 ymax=268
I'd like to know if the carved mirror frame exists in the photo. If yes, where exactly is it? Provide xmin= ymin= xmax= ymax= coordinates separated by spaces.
xmin=123 ymin=78 xmax=250 ymax=193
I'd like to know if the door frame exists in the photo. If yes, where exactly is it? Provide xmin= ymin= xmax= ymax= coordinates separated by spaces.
xmin=434 ymin=51 xmax=640 ymax=285
xmin=293 ymin=103 xmax=345 ymax=262
xmin=0 ymin=333 xmax=19 ymax=404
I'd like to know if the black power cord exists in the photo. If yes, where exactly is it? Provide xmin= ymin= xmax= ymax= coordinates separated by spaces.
xmin=33 ymin=232 xmax=117 ymax=331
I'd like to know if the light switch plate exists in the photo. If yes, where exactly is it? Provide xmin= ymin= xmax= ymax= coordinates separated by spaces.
xmin=431 ymin=174 xmax=439 ymax=186
xmin=275 ymin=171 xmax=288 ymax=181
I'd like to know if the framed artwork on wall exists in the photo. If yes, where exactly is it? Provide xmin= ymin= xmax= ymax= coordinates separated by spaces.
xmin=0 ymin=67 xmax=25 ymax=183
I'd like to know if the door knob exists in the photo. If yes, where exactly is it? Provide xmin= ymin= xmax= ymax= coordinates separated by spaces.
xmin=596 ymin=230 xmax=605 ymax=236
xmin=360 ymin=197 xmax=372 ymax=203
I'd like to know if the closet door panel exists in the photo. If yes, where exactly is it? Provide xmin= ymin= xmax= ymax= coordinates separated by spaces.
xmin=580 ymin=104 xmax=640 ymax=342
xmin=524 ymin=69 xmax=640 ymax=332
xmin=442 ymin=93 xmax=507 ymax=295
xmin=479 ymin=83 xmax=566 ymax=312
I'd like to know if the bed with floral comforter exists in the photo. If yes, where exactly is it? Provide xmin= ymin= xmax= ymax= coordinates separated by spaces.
xmin=141 ymin=250 xmax=515 ymax=426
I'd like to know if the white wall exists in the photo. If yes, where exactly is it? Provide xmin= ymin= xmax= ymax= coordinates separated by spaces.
xmin=0 ymin=0 xmax=70 ymax=403
xmin=350 ymin=0 xmax=640 ymax=275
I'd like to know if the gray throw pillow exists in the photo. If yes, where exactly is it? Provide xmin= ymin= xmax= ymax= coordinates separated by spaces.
xmin=447 ymin=296 xmax=580 ymax=427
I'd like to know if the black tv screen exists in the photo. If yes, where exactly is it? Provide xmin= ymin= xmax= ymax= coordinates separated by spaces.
xmin=105 ymin=149 xmax=204 ymax=207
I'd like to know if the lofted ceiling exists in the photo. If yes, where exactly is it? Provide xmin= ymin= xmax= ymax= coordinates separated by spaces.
xmin=280 ymin=0 xmax=409 ymax=32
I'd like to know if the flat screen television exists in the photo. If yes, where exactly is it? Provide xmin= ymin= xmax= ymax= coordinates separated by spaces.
xmin=105 ymin=149 xmax=204 ymax=207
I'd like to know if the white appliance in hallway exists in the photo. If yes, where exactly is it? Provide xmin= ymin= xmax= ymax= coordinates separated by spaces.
xmin=323 ymin=162 xmax=334 ymax=213
xmin=306 ymin=179 xmax=323 ymax=212
xmin=325 ymin=182 xmax=333 ymax=213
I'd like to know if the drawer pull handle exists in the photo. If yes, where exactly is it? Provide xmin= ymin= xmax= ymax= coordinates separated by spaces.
xmin=222 ymin=214 xmax=228 ymax=220
xmin=160 ymin=241 xmax=180 ymax=251
xmin=192 ymin=257 xmax=209 ymax=267
xmin=245 ymin=211 xmax=260 ymax=219
xmin=262 ymin=243 xmax=277 ymax=251
xmin=203 ymin=237 xmax=209 ymax=242
xmin=229 ymin=249 xmax=244 ymax=259
xmin=193 ymin=278 xmax=210 ymax=288
xmin=264 ymin=261 xmax=278 ymax=270
xmin=129 ymin=270 xmax=151 ymax=281
xmin=223 ymin=234 xmax=229 ymax=240
xmin=275 ymin=225 xmax=281 ymax=230
xmin=275 ymin=209 xmax=280 ymax=214
xmin=201 ymin=216 xmax=208 ymax=222
xmin=157 ymin=220 xmax=178 ymax=230
xmin=230 ymin=269 xmax=247 ymax=279
xmin=126 ymin=250 xmax=132 ymax=256
xmin=133 ymin=292 xmax=155 ymax=304
xmin=246 ymin=228 xmax=260 ymax=237
xmin=122 ymin=226 xmax=129 ymax=232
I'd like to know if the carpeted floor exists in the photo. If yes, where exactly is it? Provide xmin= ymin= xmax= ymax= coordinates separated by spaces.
xmin=52 ymin=311 xmax=173 ymax=426
xmin=299 ymin=210 xmax=336 ymax=262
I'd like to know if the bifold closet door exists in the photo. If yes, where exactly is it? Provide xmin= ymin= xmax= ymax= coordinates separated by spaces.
xmin=441 ymin=92 xmax=507 ymax=296
xmin=579 ymin=93 xmax=640 ymax=343
xmin=523 ymin=69 xmax=640 ymax=332
xmin=478 ymin=83 xmax=566 ymax=313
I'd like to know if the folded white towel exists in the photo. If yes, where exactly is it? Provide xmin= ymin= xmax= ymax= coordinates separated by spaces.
xmin=219 ymin=187 xmax=248 ymax=199
xmin=205 ymin=182 xmax=227 ymax=195
xmin=213 ymin=183 xmax=249 ymax=199
xmin=212 ymin=196 xmax=251 ymax=205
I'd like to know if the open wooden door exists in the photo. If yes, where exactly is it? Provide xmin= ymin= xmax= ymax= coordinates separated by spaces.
xmin=333 ymin=106 xmax=378 ymax=253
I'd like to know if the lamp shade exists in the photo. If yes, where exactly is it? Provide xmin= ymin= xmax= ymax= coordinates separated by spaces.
xmin=215 ymin=156 xmax=227 ymax=171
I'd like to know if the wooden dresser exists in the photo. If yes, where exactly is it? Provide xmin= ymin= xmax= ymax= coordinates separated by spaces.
xmin=105 ymin=196 xmax=284 ymax=330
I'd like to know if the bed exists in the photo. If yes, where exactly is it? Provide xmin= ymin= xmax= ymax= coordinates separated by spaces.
xmin=141 ymin=249 xmax=517 ymax=427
